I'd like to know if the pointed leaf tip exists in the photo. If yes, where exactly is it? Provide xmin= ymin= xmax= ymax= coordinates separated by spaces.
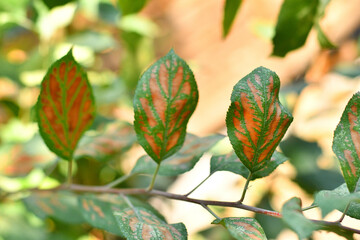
xmin=133 ymin=49 xmax=198 ymax=163
xmin=36 ymin=51 xmax=96 ymax=160
xmin=333 ymin=92 xmax=360 ymax=192
xmin=226 ymin=66 xmax=293 ymax=172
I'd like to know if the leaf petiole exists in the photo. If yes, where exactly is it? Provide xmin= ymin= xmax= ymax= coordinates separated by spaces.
xmin=104 ymin=174 xmax=134 ymax=189
xmin=238 ymin=172 xmax=252 ymax=203
xmin=337 ymin=201 xmax=352 ymax=223
xmin=302 ymin=204 xmax=318 ymax=212
xmin=147 ymin=163 xmax=161 ymax=191
xmin=185 ymin=173 xmax=213 ymax=197
xmin=67 ymin=159 xmax=73 ymax=187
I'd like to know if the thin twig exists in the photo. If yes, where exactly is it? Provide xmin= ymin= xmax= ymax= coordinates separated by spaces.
xmin=185 ymin=173 xmax=212 ymax=197
xmin=201 ymin=203 xmax=221 ymax=220
xmin=105 ymin=174 xmax=133 ymax=189
xmin=337 ymin=201 xmax=351 ymax=223
xmin=302 ymin=204 xmax=318 ymax=212
xmin=5 ymin=184 xmax=360 ymax=235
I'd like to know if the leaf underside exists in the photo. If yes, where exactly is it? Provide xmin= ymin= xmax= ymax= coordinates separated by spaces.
xmin=282 ymin=197 xmax=319 ymax=239
xmin=23 ymin=191 xmax=84 ymax=224
xmin=226 ymin=66 xmax=292 ymax=172
xmin=36 ymin=49 xmax=95 ymax=160
xmin=332 ymin=92 xmax=360 ymax=192
xmin=112 ymin=195 xmax=187 ymax=240
xmin=131 ymin=133 xmax=224 ymax=176
xmin=210 ymin=150 xmax=287 ymax=180
xmin=314 ymin=183 xmax=360 ymax=219
xmin=133 ymin=49 xmax=198 ymax=163
xmin=213 ymin=217 xmax=267 ymax=240
xmin=75 ymin=122 xmax=136 ymax=161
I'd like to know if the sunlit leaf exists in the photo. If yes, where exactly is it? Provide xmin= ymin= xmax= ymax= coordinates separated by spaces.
xmin=23 ymin=191 xmax=84 ymax=224
xmin=75 ymin=122 xmax=136 ymax=161
xmin=332 ymin=92 xmax=360 ymax=192
xmin=131 ymin=134 xmax=224 ymax=176
xmin=222 ymin=0 xmax=243 ymax=37
xmin=282 ymin=197 xmax=319 ymax=239
xmin=316 ymin=23 xmax=336 ymax=49
xmin=118 ymin=0 xmax=147 ymax=16
xmin=272 ymin=0 xmax=319 ymax=56
xmin=113 ymin=195 xmax=187 ymax=240
xmin=213 ymin=217 xmax=267 ymax=240
xmin=36 ymin=49 xmax=96 ymax=161
xmin=314 ymin=183 xmax=360 ymax=219
xmin=210 ymin=150 xmax=287 ymax=180
xmin=133 ymin=49 xmax=198 ymax=163
xmin=226 ymin=67 xmax=292 ymax=172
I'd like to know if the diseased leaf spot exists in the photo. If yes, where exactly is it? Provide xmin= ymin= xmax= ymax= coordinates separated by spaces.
xmin=344 ymin=150 xmax=357 ymax=176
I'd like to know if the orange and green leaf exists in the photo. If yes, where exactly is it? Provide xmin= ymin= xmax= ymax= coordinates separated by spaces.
xmin=226 ymin=67 xmax=293 ymax=172
xmin=113 ymin=195 xmax=187 ymax=240
xmin=23 ymin=191 xmax=84 ymax=224
xmin=36 ymin=49 xmax=96 ymax=161
xmin=333 ymin=92 xmax=360 ymax=192
xmin=213 ymin=217 xmax=266 ymax=240
xmin=133 ymin=49 xmax=198 ymax=163
xmin=75 ymin=122 xmax=136 ymax=161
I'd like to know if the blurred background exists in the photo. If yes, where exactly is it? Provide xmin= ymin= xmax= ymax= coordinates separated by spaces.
xmin=0 ymin=0 xmax=360 ymax=239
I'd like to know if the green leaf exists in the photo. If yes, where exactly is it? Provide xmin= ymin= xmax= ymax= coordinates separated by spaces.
xmin=131 ymin=133 xmax=224 ymax=176
xmin=314 ymin=183 xmax=360 ymax=219
xmin=36 ymin=49 xmax=96 ymax=161
xmin=316 ymin=23 xmax=336 ymax=49
xmin=133 ymin=49 xmax=199 ymax=164
xmin=282 ymin=197 xmax=319 ymax=239
xmin=118 ymin=0 xmax=147 ymax=16
xmin=78 ymin=194 xmax=126 ymax=236
xmin=272 ymin=0 xmax=319 ymax=57
xmin=210 ymin=151 xmax=287 ymax=180
xmin=222 ymin=0 xmax=243 ymax=37
xmin=213 ymin=217 xmax=267 ymax=240
xmin=226 ymin=66 xmax=293 ymax=172
xmin=113 ymin=195 xmax=187 ymax=240
xmin=23 ymin=191 xmax=84 ymax=224
xmin=252 ymin=151 xmax=288 ymax=179
xmin=333 ymin=92 xmax=360 ymax=192
xmin=75 ymin=122 xmax=136 ymax=161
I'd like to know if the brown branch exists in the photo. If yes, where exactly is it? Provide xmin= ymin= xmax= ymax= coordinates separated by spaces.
xmin=7 ymin=184 xmax=360 ymax=236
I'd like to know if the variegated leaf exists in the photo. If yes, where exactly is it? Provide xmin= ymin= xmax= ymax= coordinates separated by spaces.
xmin=78 ymin=194 xmax=126 ymax=236
xmin=333 ymin=92 xmax=360 ymax=192
xmin=113 ymin=195 xmax=187 ymax=240
xmin=36 ymin=49 xmax=96 ymax=160
xmin=23 ymin=191 xmax=84 ymax=224
xmin=133 ymin=49 xmax=198 ymax=163
xmin=75 ymin=122 xmax=136 ymax=161
xmin=213 ymin=217 xmax=267 ymax=240
xmin=226 ymin=67 xmax=293 ymax=172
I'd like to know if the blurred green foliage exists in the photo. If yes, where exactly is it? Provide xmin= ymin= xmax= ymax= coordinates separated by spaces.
xmin=0 ymin=0 xmax=156 ymax=238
